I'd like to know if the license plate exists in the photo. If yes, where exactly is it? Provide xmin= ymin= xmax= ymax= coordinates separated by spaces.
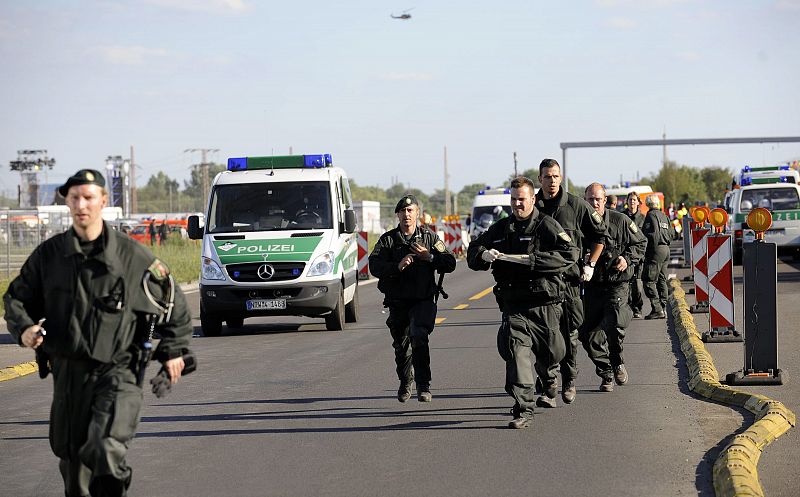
xmin=246 ymin=299 xmax=286 ymax=311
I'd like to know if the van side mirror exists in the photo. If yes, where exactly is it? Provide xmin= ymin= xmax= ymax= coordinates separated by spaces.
xmin=188 ymin=215 xmax=203 ymax=240
xmin=343 ymin=209 xmax=356 ymax=234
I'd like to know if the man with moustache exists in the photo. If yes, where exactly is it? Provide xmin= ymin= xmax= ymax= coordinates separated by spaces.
xmin=369 ymin=194 xmax=456 ymax=403
xmin=581 ymin=184 xmax=646 ymax=389
xmin=534 ymin=159 xmax=606 ymax=406
xmin=467 ymin=176 xmax=579 ymax=429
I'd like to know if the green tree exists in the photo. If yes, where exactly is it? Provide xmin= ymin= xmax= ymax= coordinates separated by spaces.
xmin=508 ymin=169 xmax=542 ymax=188
xmin=701 ymin=166 xmax=733 ymax=206
xmin=182 ymin=163 xmax=226 ymax=211
xmin=645 ymin=161 xmax=708 ymax=206
xmin=137 ymin=172 xmax=184 ymax=212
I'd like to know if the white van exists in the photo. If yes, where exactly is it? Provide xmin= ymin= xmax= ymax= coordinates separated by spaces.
xmin=728 ymin=165 xmax=800 ymax=263
xmin=188 ymin=154 xmax=360 ymax=335
xmin=469 ymin=187 xmax=512 ymax=239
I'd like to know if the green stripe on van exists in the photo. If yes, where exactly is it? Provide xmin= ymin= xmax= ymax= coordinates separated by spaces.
xmin=213 ymin=237 xmax=323 ymax=264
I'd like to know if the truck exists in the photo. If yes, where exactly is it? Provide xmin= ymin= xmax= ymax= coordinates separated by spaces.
xmin=187 ymin=154 xmax=360 ymax=336
xmin=727 ymin=165 xmax=800 ymax=264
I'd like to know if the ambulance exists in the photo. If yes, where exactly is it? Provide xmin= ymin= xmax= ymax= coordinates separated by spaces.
xmin=728 ymin=165 xmax=800 ymax=264
xmin=187 ymin=154 xmax=360 ymax=336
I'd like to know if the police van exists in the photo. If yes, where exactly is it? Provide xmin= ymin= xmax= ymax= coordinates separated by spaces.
xmin=187 ymin=154 xmax=360 ymax=336
xmin=469 ymin=187 xmax=513 ymax=239
xmin=728 ymin=165 xmax=800 ymax=263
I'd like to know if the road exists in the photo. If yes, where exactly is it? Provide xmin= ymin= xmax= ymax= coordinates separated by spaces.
xmin=1 ymin=246 xmax=798 ymax=496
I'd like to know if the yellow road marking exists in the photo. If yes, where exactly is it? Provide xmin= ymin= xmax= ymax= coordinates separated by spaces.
xmin=453 ymin=304 xmax=469 ymax=310
xmin=435 ymin=317 xmax=446 ymax=324
xmin=468 ymin=286 xmax=494 ymax=301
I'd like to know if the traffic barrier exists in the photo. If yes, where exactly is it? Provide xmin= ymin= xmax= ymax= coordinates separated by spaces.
xmin=669 ymin=279 xmax=796 ymax=497
xmin=681 ymin=215 xmax=692 ymax=269
xmin=690 ymin=207 xmax=711 ymax=313
xmin=727 ymin=208 xmax=783 ymax=385
xmin=357 ymin=231 xmax=370 ymax=280
xmin=704 ymin=209 xmax=741 ymax=343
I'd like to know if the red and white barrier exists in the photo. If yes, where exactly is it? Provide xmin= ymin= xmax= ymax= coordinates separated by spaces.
xmin=357 ymin=231 xmax=369 ymax=279
xmin=691 ymin=225 xmax=710 ymax=312
xmin=707 ymin=233 xmax=735 ymax=331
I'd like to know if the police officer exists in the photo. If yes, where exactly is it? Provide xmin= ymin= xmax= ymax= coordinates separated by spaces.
xmin=369 ymin=194 xmax=456 ymax=403
xmin=534 ymin=159 xmax=606 ymax=405
xmin=642 ymin=194 xmax=672 ymax=319
xmin=581 ymin=184 xmax=646 ymax=390
xmin=467 ymin=176 xmax=579 ymax=429
xmin=625 ymin=192 xmax=646 ymax=318
xmin=4 ymin=169 xmax=193 ymax=497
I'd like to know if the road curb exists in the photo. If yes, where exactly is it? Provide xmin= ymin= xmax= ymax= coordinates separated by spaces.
xmin=668 ymin=278 xmax=796 ymax=497
xmin=0 ymin=360 xmax=38 ymax=382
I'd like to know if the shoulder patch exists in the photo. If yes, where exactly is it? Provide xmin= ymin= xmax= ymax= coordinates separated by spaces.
xmin=148 ymin=259 xmax=170 ymax=281
xmin=629 ymin=221 xmax=638 ymax=234
xmin=591 ymin=211 xmax=602 ymax=224
xmin=558 ymin=232 xmax=572 ymax=243
xmin=434 ymin=239 xmax=446 ymax=253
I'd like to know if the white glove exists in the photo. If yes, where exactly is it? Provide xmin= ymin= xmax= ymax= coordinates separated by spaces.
xmin=481 ymin=249 xmax=501 ymax=263
xmin=581 ymin=264 xmax=595 ymax=282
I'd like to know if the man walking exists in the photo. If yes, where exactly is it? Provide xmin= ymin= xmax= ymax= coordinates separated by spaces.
xmin=624 ymin=192 xmax=646 ymax=318
xmin=467 ymin=176 xmax=579 ymax=428
xmin=4 ymin=169 xmax=193 ymax=497
xmin=369 ymin=194 xmax=456 ymax=402
xmin=642 ymin=194 xmax=672 ymax=319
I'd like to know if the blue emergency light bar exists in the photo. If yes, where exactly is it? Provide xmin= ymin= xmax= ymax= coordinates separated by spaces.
xmin=477 ymin=187 xmax=511 ymax=195
xmin=227 ymin=154 xmax=333 ymax=171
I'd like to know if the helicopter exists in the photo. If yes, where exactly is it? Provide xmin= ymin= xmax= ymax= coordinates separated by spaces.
xmin=391 ymin=8 xmax=414 ymax=20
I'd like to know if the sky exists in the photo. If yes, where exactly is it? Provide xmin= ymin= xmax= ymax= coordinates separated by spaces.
xmin=1 ymin=0 xmax=799 ymax=199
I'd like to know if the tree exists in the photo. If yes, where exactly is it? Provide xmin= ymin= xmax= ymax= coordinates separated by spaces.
xmin=508 ymin=169 xmax=542 ymax=188
xmin=137 ymin=172 xmax=183 ymax=212
xmin=646 ymin=161 xmax=707 ymax=206
xmin=183 ymin=162 xmax=226 ymax=211
xmin=701 ymin=166 xmax=733 ymax=206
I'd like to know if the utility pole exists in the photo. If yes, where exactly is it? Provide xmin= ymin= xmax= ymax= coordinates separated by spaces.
xmin=130 ymin=145 xmax=137 ymax=214
xmin=513 ymin=151 xmax=518 ymax=177
xmin=443 ymin=146 xmax=451 ymax=217
xmin=184 ymin=148 xmax=219 ymax=205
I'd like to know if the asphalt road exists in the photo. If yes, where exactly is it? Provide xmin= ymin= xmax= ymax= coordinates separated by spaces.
xmin=1 ymin=248 xmax=798 ymax=497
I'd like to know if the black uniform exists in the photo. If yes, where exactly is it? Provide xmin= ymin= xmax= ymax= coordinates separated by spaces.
xmin=642 ymin=208 xmax=672 ymax=314
xmin=579 ymin=209 xmax=646 ymax=377
xmin=534 ymin=187 xmax=606 ymax=383
xmin=369 ymin=225 xmax=456 ymax=390
xmin=625 ymin=209 xmax=646 ymax=315
xmin=467 ymin=209 xmax=579 ymax=413
xmin=4 ymin=222 xmax=193 ymax=497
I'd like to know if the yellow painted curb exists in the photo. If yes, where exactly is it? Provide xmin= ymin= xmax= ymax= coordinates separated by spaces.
xmin=669 ymin=279 xmax=796 ymax=497
xmin=0 ymin=360 xmax=39 ymax=382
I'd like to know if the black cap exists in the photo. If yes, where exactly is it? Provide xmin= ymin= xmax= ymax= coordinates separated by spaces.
xmin=394 ymin=194 xmax=419 ymax=213
xmin=58 ymin=169 xmax=106 ymax=197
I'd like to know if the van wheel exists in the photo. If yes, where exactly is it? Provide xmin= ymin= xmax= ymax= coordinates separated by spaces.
xmin=226 ymin=318 xmax=244 ymax=329
xmin=201 ymin=308 xmax=223 ymax=337
xmin=325 ymin=289 xmax=345 ymax=331
xmin=345 ymin=284 xmax=359 ymax=323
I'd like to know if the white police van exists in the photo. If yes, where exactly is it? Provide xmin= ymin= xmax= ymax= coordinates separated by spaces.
xmin=728 ymin=165 xmax=800 ymax=263
xmin=469 ymin=187 xmax=512 ymax=239
xmin=188 ymin=154 xmax=360 ymax=336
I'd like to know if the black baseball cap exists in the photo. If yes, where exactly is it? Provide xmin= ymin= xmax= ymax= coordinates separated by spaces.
xmin=58 ymin=169 xmax=106 ymax=197
xmin=395 ymin=194 xmax=419 ymax=213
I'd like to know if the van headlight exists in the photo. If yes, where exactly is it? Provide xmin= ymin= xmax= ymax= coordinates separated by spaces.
xmin=307 ymin=251 xmax=335 ymax=277
xmin=202 ymin=257 xmax=226 ymax=281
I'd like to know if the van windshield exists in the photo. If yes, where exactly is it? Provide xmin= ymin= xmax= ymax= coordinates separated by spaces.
xmin=207 ymin=181 xmax=332 ymax=233
xmin=740 ymin=187 xmax=800 ymax=212
xmin=472 ymin=206 xmax=511 ymax=227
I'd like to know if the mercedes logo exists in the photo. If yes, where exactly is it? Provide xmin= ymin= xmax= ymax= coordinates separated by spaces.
xmin=257 ymin=264 xmax=275 ymax=280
